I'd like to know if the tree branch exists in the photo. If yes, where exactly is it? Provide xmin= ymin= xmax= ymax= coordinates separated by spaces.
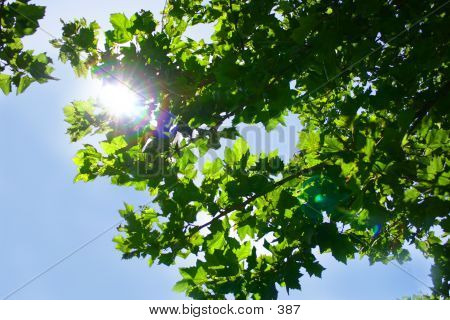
xmin=189 ymin=163 xmax=326 ymax=234
xmin=407 ymin=81 xmax=450 ymax=135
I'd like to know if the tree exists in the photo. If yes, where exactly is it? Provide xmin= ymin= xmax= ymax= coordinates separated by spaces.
xmin=0 ymin=0 xmax=55 ymax=95
xmin=3 ymin=0 xmax=450 ymax=299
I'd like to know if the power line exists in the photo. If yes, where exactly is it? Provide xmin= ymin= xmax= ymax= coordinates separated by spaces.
xmin=299 ymin=0 xmax=450 ymax=100
xmin=4 ymin=0 xmax=448 ymax=299
xmin=300 ymin=200 xmax=442 ymax=296
xmin=389 ymin=261 xmax=437 ymax=296
xmin=3 ymin=220 xmax=122 ymax=300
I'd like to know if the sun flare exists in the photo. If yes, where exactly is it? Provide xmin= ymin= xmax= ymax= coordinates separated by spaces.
xmin=98 ymin=83 xmax=140 ymax=117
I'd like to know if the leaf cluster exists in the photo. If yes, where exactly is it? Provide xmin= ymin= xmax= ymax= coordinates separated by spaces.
xmin=0 ymin=0 xmax=55 ymax=95
xmin=55 ymin=0 xmax=449 ymax=299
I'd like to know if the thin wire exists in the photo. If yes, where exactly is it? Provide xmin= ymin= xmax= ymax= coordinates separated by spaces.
xmin=2 ymin=220 xmax=123 ymax=300
xmin=218 ymin=0 xmax=450 ymax=119
xmin=296 ymin=0 xmax=450 ymax=101
xmin=4 ymin=0 xmax=448 ymax=300
xmin=288 ymin=2 xmax=450 ymax=295
xmin=389 ymin=261 xmax=437 ymax=295
xmin=10 ymin=0 xmax=449 ymax=114
xmin=301 ymin=199 xmax=445 ymax=296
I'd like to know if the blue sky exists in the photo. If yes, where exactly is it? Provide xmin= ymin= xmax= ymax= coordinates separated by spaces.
xmin=0 ymin=0 xmax=434 ymax=299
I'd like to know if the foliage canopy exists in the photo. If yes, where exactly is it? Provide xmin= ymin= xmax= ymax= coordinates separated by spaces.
xmin=0 ymin=0 xmax=55 ymax=95
xmin=2 ymin=0 xmax=450 ymax=299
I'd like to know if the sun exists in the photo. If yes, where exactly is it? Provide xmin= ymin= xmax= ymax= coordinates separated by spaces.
xmin=98 ymin=83 xmax=140 ymax=117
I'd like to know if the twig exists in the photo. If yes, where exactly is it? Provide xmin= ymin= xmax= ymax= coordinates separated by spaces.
xmin=190 ymin=163 xmax=326 ymax=233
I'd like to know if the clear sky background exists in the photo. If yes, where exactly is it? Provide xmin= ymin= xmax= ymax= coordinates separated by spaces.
xmin=0 ymin=0 xmax=434 ymax=299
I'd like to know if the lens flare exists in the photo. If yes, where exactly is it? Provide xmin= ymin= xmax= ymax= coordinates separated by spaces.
xmin=372 ymin=224 xmax=382 ymax=238
xmin=98 ymin=83 xmax=140 ymax=117
xmin=314 ymin=194 xmax=325 ymax=203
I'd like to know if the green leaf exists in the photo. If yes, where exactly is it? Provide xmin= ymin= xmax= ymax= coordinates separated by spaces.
xmin=224 ymin=147 xmax=235 ymax=165
xmin=109 ymin=13 xmax=133 ymax=43
xmin=265 ymin=113 xmax=286 ymax=131
xmin=317 ymin=224 xmax=356 ymax=263
xmin=0 ymin=74 xmax=12 ymax=95
xmin=110 ymin=13 xmax=132 ymax=30
xmin=283 ymin=260 xmax=302 ymax=290
xmin=101 ymin=136 xmax=128 ymax=155
xmin=179 ymin=149 xmax=197 ymax=170
xmin=13 ymin=2 xmax=46 ymax=36
xmin=277 ymin=189 xmax=299 ymax=213
xmin=193 ymin=266 xmax=208 ymax=284
xmin=16 ymin=76 xmax=33 ymax=94
xmin=234 ymin=241 xmax=252 ymax=261
xmin=173 ymin=279 xmax=190 ymax=293
xmin=298 ymin=129 xmax=320 ymax=153
xmin=323 ymin=136 xmax=344 ymax=153
xmin=233 ymin=138 xmax=249 ymax=162
xmin=404 ymin=188 xmax=420 ymax=203
xmin=63 ymin=100 xmax=96 ymax=142
xmin=202 ymin=158 xmax=223 ymax=178
xmin=291 ymin=16 xmax=315 ymax=44
xmin=237 ymin=224 xmax=254 ymax=241
xmin=207 ymin=232 xmax=226 ymax=253
xmin=427 ymin=156 xmax=444 ymax=176
xmin=49 ymin=0 xmax=450 ymax=300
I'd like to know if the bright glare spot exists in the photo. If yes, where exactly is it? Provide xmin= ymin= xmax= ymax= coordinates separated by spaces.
xmin=98 ymin=84 xmax=140 ymax=117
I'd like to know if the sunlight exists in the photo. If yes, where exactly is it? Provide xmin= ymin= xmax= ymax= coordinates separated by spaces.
xmin=98 ymin=83 xmax=140 ymax=117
